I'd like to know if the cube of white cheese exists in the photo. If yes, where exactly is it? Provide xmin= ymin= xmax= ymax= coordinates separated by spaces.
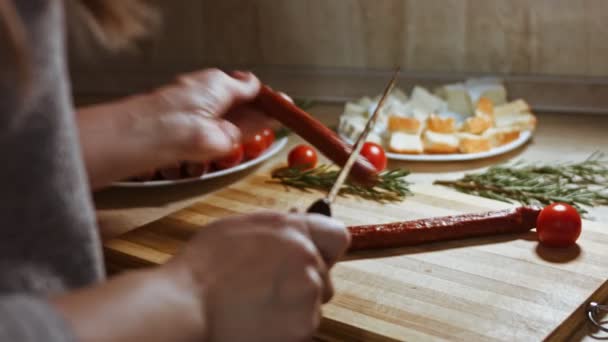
xmin=343 ymin=102 xmax=367 ymax=117
xmin=339 ymin=115 xmax=367 ymax=141
xmin=409 ymin=86 xmax=448 ymax=115
xmin=389 ymin=132 xmax=424 ymax=154
xmin=435 ymin=83 xmax=474 ymax=116
xmin=390 ymin=88 xmax=409 ymax=104
xmin=465 ymin=77 xmax=507 ymax=105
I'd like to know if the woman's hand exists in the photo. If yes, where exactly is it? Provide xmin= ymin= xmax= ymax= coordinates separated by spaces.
xmin=148 ymin=69 xmax=279 ymax=161
xmin=55 ymin=212 xmax=348 ymax=342
xmin=167 ymin=211 xmax=350 ymax=341
xmin=77 ymin=69 xmax=279 ymax=189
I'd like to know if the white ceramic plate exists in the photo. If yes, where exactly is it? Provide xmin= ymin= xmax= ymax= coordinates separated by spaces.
xmin=112 ymin=137 xmax=288 ymax=187
xmin=340 ymin=131 xmax=532 ymax=162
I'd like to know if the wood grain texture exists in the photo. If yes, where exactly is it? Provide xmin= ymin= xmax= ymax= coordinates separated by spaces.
xmin=69 ymin=0 xmax=608 ymax=114
xmin=70 ymin=0 xmax=608 ymax=75
xmin=105 ymin=179 xmax=608 ymax=341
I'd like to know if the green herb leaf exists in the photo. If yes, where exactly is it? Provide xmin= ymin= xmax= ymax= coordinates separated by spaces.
xmin=434 ymin=153 xmax=608 ymax=214
xmin=271 ymin=166 xmax=412 ymax=203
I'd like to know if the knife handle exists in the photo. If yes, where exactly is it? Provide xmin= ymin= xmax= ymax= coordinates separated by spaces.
xmin=306 ymin=198 xmax=332 ymax=217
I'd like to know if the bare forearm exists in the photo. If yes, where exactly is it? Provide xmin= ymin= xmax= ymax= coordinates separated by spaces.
xmin=53 ymin=267 xmax=205 ymax=342
xmin=76 ymin=95 xmax=177 ymax=190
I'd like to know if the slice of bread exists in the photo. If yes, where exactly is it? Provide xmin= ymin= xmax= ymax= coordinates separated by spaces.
xmin=476 ymin=97 xmax=494 ymax=116
xmin=483 ymin=127 xmax=521 ymax=147
xmin=388 ymin=116 xmax=422 ymax=134
xmin=389 ymin=132 xmax=424 ymax=154
xmin=495 ymin=112 xmax=537 ymax=131
xmin=494 ymin=100 xmax=536 ymax=131
xmin=494 ymin=99 xmax=530 ymax=117
xmin=458 ymin=133 xmax=491 ymax=154
xmin=427 ymin=114 xmax=456 ymax=134
xmin=461 ymin=114 xmax=493 ymax=135
xmin=423 ymin=131 xmax=460 ymax=154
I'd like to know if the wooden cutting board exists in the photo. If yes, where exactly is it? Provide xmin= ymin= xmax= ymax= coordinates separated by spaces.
xmin=104 ymin=173 xmax=608 ymax=341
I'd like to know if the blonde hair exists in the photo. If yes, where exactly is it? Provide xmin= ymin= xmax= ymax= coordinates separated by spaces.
xmin=0 ymin=0 xmax=158 ymax=83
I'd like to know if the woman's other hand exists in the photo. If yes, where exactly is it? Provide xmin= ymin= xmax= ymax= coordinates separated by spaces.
xmin=77 ymin=69 xmax=283 ymax=188
xmin=166 ymin=212 xmax=350 ymax=341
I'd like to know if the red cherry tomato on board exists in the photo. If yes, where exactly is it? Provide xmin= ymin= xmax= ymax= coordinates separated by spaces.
xmin=536 ymin=203 xmax=582 ymax=247
xmin=243 ymin=133 xmax=267 ymax=160
xmin=360 ymin=142 xmax=387 ymax=172
xmin=214 ymin=144 xmax=244 ymax=170
xmin=288 ymin=145 xmax=318 ymax=170
xmin=261 ymin=128 xmax=276 ymax=148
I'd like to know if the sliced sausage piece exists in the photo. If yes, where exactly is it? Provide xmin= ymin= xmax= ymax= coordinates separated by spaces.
xmin=255 ymin=85 xmax=378 ymax=185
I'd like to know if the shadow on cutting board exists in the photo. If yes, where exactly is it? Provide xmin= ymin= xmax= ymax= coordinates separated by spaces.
xmin=343 ymin=231 xmax=581 ymax=264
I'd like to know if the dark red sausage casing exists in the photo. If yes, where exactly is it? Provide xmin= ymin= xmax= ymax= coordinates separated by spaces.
xmin=255 ymin=86 xmax=378 ymax=185
xmin=348 ymin=206 xmax=541 ymax=251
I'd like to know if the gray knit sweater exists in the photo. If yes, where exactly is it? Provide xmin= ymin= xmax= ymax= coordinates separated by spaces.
xmin=0 ymin=0 xmax=104 ymax=340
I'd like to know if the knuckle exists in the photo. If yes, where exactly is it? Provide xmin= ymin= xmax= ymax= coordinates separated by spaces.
xmin=175 ymin=73 xmax=195 ymax=86
xmin=255 ymin=211 xmax=291 ymax=229
xmin=290 ymin=238 xmax=318 ymax=264
xmin=202 ymin=68 xmax=228 ymax=82
xmin=323 ymin=277 xmax=335 ymax=303
xmin=302 ymin=267 xmax=323 ymax=298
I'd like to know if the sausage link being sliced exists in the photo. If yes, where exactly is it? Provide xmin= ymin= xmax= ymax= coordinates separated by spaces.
xmin=348 ymin=206 xmax=541 ymax=251
xmin=255 ymin=86 xmax=378 ymax=185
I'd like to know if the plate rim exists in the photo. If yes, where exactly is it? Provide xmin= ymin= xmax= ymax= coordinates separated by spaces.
xmin=112 ymin=137 xmax=288 ymax=188
xmin=340 ymin=131 xmax=533 ymax=162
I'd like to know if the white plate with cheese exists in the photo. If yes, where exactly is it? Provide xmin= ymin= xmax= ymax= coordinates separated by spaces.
xmin=341 ymin=130 xmax=532 ymax=162
xmin=338 ymin=77 xmax=537 ymax=162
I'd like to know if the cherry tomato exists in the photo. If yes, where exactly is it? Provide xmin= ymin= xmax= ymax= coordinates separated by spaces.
xmin=184 ymin=161 xmax=209 ymax=178
xmin=536 ymin=203 xmax=582 ymax=247
xmin=159 ymin=163 xmax=183 ymax=180
xmin=360 ymin=142 xmax=387 ymax=172
xmin=261 ymin=128 xmax=276 ymax=148
xmin=288 ymin=145 xmax=318 ymax=170
xmin=134 ymin=170 xmax=156 ymax=182
xmin=214 ymin=144 xmax=244 ymax=170
xmin=243 ymin=133 xmax=267 ymax=160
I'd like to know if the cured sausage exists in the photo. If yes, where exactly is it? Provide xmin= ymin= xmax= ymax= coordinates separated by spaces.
xmin=255 ymin=85 xmax=378 ymax=185
xmin=348 ymin=206 xmax=541 ymax=251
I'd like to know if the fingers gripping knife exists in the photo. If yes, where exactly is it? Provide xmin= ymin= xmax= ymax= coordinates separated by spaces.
xmin=306 ymin=68 xmax=400 ymax=217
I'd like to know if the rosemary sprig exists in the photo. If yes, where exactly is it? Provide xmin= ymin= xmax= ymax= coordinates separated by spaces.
xmin=434 ymin=152 xmax=608 ymax=214
xmin=271 ymin=166 xmax=412 ymax=202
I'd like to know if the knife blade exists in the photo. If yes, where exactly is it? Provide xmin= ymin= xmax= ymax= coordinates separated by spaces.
xmin=307 ymin=68 xmax=400 ymax=216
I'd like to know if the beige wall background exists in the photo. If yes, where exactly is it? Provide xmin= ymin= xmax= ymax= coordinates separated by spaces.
xmin=71 ymin=0 xmax=608 ymax=112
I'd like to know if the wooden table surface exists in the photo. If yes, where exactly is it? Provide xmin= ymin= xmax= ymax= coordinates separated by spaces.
xmin=95 ymin=106 xmax=608 ymax=340
xmin=95 ymin=106 xmax=608 ymax=241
